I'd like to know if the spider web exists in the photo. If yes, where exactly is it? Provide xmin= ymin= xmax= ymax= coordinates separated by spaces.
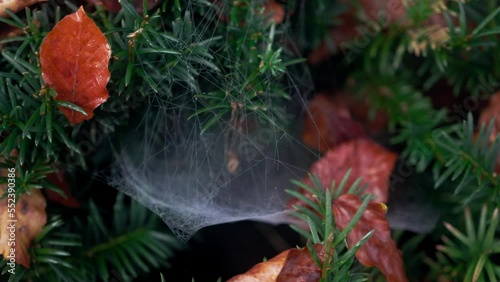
xmin=109 ymin=0 xmax=319 ymax=241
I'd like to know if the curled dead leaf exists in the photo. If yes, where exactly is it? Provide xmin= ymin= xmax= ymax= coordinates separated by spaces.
xmin=40 ymin=6 xmax=111 ymax=124
xmin=276 ymin=244 xmax=324 ymax=281
xmin=332 ymin=194 xmax=408 ymax=282
xmin=228 ymin=249 xmax=289 ymax=282
xmin=334 ymin=91 xmax=389 ymax=135
xmin=228 ymin=244 xmax=323 ymax=282
xmin=0 ymin=171 xmax=47 ymax=268
xmin=302 ymin=94 xmax=366 ymax=152
xmin=229 ymin=207 xmax=407 ymax=282
xmin=302 ymin=139 xmax=397 ymax=203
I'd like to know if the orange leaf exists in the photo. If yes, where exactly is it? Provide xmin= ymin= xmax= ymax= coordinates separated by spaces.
xmin=228 ymin=249 xmax=288 ymax=282
xmin=0 ymin=176 xmax=47 ymax=268
xmin=332 ymin=194 xmax=408 ymax=282
xmin=302 ymin=139 xmax=397 ymax=203
xmin=263 ymin=0 xmax=285 ymax=25
xmin=302 ymin=94 xmax=366 ymax=152
xmin=228 ymin=244 xmax=323 ymax=282
xmin=40 ymin=6 xmax=111 ymax=124
xmin=45 ymin=171 xmax=80 ymax=208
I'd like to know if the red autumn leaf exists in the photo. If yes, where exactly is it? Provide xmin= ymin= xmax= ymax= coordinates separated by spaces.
xmin=332 ymin=194 xmax=408 ymax=282
xmin=300 ymin=139 xmax=397 ymax=203
xmin=263 ymin=0 xmax=285 ymax=25
xmin=40 ymin=6 xmax=111 ymax=124
xmin=228 ymin=244 xmax=323 ymax=282
xmin=302 ymin=94 xmax=366 ymax=152
xmin=45 ymin=171 xmax=80 ymax=208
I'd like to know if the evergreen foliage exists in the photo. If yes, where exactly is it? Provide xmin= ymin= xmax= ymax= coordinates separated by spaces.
xmin=0 ymin=0 xmax=500 ymax=280
xmin=0 ymin=193 xmax=177 ymax=281
xmin=288 ymin=172 xmax=374 ymax=281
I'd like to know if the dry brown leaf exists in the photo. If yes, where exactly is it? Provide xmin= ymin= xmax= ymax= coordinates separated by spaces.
xmin=0 ymin=178 xmax=47 ymax=268
xmin=276 ymin=244 xmax=323 ymax=281
xmin=228 ymin=248 xmax=289 ymax=282
xmin=333 ymin=91 xmax=389 ymax=135
xmin=332 ymin=194 xmax=408 ymax=282
xmin=302 ymin=94 xmax=366 ymax=152
xmin=228 ymin=244 xmax=323 ymax=282
xmin=302 ymin=139 xmax=397 ymax=203
xmin=231 ymin=195 xmax=407 ymax=281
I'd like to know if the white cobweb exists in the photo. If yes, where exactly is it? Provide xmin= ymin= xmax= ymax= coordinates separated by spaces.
xmin=111 ymin=110 xmax=318 ymax=241
xmin=109 ymin=0 xmax=319 ymax=241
